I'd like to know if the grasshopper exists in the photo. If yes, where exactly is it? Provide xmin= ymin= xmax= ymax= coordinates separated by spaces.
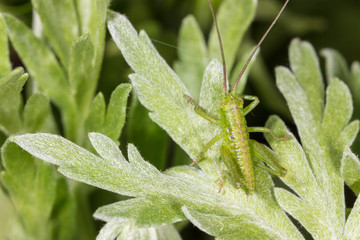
xmin=185 ymin=0 xmax=290 ymax=194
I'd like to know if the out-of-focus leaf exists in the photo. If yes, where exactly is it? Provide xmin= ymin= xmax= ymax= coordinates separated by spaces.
xmin=76 ymin=0 xmax=107 ymax=76
xmin=23 ymin=93 xmax=56 ymax=133
xmin=0 ymin=68 xmax=28 ymax=135
xmin=0 ymin=14 xmax=11 ymax=77
xmin=321 ymin=49 xmax=350 ymax=85
xmin=174 ymin=15 xmax=207 ymax=101
xmin=87 ymin=93 xmax=106 ymax=136
xmin=1 ymin=141 xmax=57 ymax=239
xmin=3 ymin=13 xmax=73 ymax=112
xmin=321 ymin=49 xmax=360 ymax=155
xmin=69 ymin=33 xmax=94 ymax=110
xmin=208 ymin=0 xmax=256 ymax=73
xmin=32 ymin=0 xmax=78 ymax=67
xmin=268 ymin=39 xmax=359 ymax=240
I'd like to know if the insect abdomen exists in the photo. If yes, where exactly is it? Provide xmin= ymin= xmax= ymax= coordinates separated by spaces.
xmin=221 ymin=94 xmax=255 ymax=193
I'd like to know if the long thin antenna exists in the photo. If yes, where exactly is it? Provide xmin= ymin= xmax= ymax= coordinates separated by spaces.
xmin=232 ymin=0 xmax=289 ymax=93
xmin=207 ymin=0 xmax=227 ymax=94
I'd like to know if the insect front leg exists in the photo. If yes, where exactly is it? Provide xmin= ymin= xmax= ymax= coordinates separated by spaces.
xmin=249 ymin=140 xmax=287 ymax=177
xmin=184 ymin=94 xmax=222 ymax=125
xmin=242 ymin=95 xmax=260 ymax=116
xmin=190 ymin=133 xmax=225 ymax=166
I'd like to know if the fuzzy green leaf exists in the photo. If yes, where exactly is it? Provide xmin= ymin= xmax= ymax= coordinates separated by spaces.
xmin=174 ymin=15 xmax=207 ymax=101
xmin=182 ymin=206 xmax=284 ymax=240
xmin=11 ymin=132 xmax=303 ymax=239
xmin=269 ymin=39 xmax=359 ymax=240
xmin=341 ymin=148 xmax=360 ymax=195
xmin=108 ymin=10 xmax=204 ymax=160
xmin=86 ymin=83 xmax=131 ymax=142
xmin=322 ymin=78 xmax=352 ymax=137
xmin=288 ymin=38 xmax=324 ymax=124
xmin=97 ymin=221 xmax=181 ymax=240
xmin=208 ymin=0 xmax=256 ymax=72
xmin=107 ymin=11 xmax=302 ymax=239
xmin=1 ymin=141 xmax=57 ymax=239
xmin=0 ymin=68 xmax=28 ymax=134
xmin=321 ymin=48 xmax=360 ymax=155
xmin=102 ymin=84 xmax=132 ymax=141
xmin=32 ymin=0 xmax=78 ymax=67
xmin=95 ymin=197 xmax=183 ymax=227
xmin=0 ymin=14 xmax=11 ymax=77
xmin=87 ymin=93 xmax=106 ymax=135
xmin=69 ymin=33 xmax=94 ymax=110
xmin=1 ymin=140 xmax=77 ymax=240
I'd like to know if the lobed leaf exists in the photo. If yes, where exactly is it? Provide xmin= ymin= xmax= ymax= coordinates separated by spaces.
xmin=86 ymin=83 xmax=131 ymax=143
xmin=269 ymin=39 xmax=359 ymax=240
xmin=107 ymin=10 xmax=302 ymax=239
xmin=11 ymin=132 xmax=303 ymax=239
xmin=288 ymin=39 xmax=324 ymax=124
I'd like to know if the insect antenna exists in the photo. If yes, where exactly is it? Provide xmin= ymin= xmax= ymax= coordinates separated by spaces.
xmin=232 ymin=0 xmax=289 ymax=93
xmin=207 ymin=0 xmax=228 ymax=94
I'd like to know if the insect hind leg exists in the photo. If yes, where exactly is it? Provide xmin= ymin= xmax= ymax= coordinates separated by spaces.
xmin=249 ymin=140 xmax=287 ymax=177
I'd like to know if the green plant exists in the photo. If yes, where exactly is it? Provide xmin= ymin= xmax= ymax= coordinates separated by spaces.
xmin=1 ymin=0 xmax=360 ymax=239
xmin=0 ymin=0 xmax=130 ymax=239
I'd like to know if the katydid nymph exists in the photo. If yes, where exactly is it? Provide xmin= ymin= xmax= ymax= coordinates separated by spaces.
xmin=185 ymin=0 xmax=290 ymax=194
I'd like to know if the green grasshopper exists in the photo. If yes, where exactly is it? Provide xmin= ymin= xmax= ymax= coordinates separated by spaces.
xmin=185 ymin=0 xmax=290 ymax=194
